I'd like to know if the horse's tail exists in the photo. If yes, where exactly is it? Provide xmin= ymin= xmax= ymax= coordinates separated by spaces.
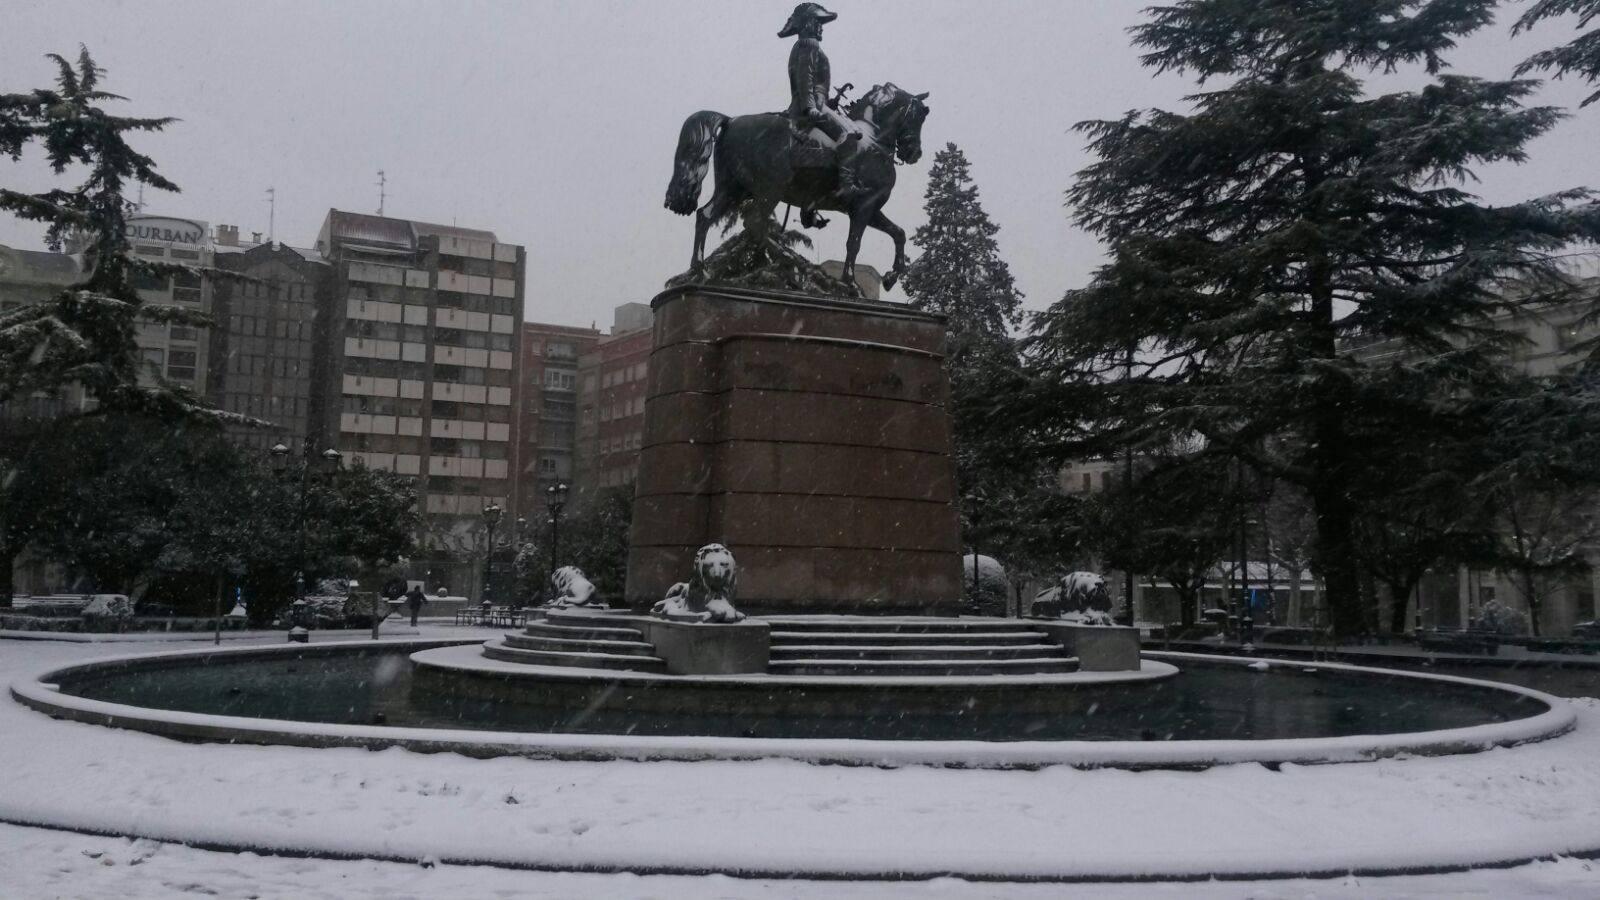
xmin=664 ymin=110 xmax=728 ymax=215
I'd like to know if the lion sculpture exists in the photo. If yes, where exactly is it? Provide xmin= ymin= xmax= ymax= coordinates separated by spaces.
xmin=546 ymin=565 xmax=603 ymax=609
xmin=1031 ymin=571 xmax=1115 ymax=626
xmin=651 ymin=543 xmax=745 ymax=623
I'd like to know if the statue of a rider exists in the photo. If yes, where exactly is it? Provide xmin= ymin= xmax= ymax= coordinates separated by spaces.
xmin=779 ymin=3 xmax=860 ymax=225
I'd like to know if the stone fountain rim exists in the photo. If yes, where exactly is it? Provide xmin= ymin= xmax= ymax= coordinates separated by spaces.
xmin=7 ymin=638 xmax=1577 ymax=771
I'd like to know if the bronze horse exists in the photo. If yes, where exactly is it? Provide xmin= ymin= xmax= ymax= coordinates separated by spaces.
xmin=665 ymin=83 xmax=930 ymax=291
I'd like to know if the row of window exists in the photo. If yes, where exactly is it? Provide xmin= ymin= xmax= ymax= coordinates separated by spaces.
xmin=224 ymin=393 xmax=306 ymax=419
xmin=601 ymin=432 xmax=642 ymax=456
xmin=427 ymin=477 xmax=510 ymax=496
xmin=345 ymin=319 xmax=514 ymax=350
xmin=436 ymin=291 xmax=515 ymax=316
xmin=600 ymin=363 xmax=648 ymax=388
xmin=340 ymin=395 xmax=513 ymax=423
xmin=598 ymin=397 xmax=644 ymax=422
xmin=230 ymin=353 xmax=306 ymax=378
xmin=343 ymin=358 xmax=512 ymax=386
xmin=530 ymin=340 xmax=578 ymax=359
xmin=236 ymin=315 xmax=314 ymax=341
xmin=438 ymin=255 xmax=517 ymax=279
xmin=429 ymin=437 xmax=509 ymax=459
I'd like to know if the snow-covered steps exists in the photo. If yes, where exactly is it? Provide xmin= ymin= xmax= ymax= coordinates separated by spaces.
xmin=768 ymin=656 xmax=1081 ymax=676
xmin=763 ymin=617 xmax=1047 ymax=635
xmin=764 ymin=617 xmax=1078 ymax=676
xmin=482 ymin=638 xmax=667 ymax=673
xmin=769 ymin=643 xmax=1065 ymax=661
xmin=767 ymin=630 xmax=1048 ymax=645
xmin=477 ymin=613 xmax=668 ymax=673
xmin=522 ymin=621 xmax=646 ymax=642
xmin=501 ymin=633 xmax=658 ymax=657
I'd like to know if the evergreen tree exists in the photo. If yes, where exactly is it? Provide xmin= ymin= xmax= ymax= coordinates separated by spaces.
xmin=0 ymin=47 xmax=217 ymax=417
xmin=1515 ymin=0 xmax=1600 ymax=106
xmin=902 ymin=144 xmax=1054 ymax=579
xmin=1028 ymin=0 xmax=1600 ymax=637
xmin=903 ymin=144 xmax=1024 ymax=338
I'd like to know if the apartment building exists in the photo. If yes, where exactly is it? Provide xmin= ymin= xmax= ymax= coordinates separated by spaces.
xmin=314 ymin=209 xmax=525 ymax=586
xmin=515 ymin=321 xmax=600 ymax=519
xmin=574 ymin=303 xmax=653 ymax=497
xmin=208 ymin=232 xmax=332 ymax=453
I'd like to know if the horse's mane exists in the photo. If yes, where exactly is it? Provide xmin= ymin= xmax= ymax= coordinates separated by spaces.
xmin=847 ymin=83 xmax=902 ymax=121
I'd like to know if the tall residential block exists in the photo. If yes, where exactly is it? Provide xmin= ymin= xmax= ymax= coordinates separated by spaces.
xmin=314 ymin=210 xmax=525 ymax=588
xmin=516 ymin=321 xmax=600 ymax=519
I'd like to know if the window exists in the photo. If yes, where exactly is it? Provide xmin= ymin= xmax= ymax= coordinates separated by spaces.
xmin=1081 ymin=473 xmax=1092 ymax=491
xmin=167 ymin=349 xmax=197 ymax=381
xmin=135 ymin=244 xmax=165 ymax=257
xmin=170 ymin=325 xmax=197 ymax=342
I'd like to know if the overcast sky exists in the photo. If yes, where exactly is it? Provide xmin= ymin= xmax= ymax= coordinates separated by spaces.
xmin=4 ymin=1 xmax=1597 ymax=330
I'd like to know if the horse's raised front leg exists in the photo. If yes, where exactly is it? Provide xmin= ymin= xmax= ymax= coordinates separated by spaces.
xmin=868 ymin=209 xmax=907 ymax=291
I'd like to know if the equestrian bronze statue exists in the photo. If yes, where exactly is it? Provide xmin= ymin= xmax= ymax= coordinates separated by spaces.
xmin=664 ymin=3 xmax=930 ymax=293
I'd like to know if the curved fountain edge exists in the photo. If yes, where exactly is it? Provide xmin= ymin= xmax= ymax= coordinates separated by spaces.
xmin=6 ymin=637 xmax=1578 ymax=770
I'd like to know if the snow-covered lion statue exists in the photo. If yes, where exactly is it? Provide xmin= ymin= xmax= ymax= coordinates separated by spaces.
xmin=651 ymin=543 xmax=745 ymax=623
xmin=1032 ymin=571 xmax=1115 ymax=625
xmin=546 ymin=565 xmax=603 ymax=609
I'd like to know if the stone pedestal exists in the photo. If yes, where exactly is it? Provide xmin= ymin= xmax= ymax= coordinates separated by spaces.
xmin=625 ymin=285 xmax=963 ymax=614
xmin=1036 ymin=622 xmax=1142 ymax=672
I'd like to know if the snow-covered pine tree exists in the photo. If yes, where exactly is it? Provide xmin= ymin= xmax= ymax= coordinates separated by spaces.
xmin=0 ymin=48 xmax=219 ymax=418
xmin=903 ymin=143 xmax=1023 ymax=340
xmin=1515 ymin=0 xmax=1600 ymax=106
xmin=1029 ymin=0 xmax=1600 ymax=637
xmin=902 ymin=144 xmax=1052 ymax=574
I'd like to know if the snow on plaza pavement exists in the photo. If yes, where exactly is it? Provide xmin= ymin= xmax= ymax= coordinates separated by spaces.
xmin=3 ymin=634 xmax=1600 ymax=896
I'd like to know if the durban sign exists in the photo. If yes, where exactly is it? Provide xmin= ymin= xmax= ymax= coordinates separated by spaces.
xmin=125 ymin=215 xmax=209 ymax=247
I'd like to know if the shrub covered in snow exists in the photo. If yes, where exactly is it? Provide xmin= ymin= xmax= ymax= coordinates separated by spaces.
xmin=960 ymin=554 xmax=1009 ymax=616
xmin=1471 ymin=599 xmax=1530 ymax=636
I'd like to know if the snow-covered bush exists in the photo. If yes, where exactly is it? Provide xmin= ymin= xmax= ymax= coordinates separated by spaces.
xmin=80 ymin=594 xmax=133 ymax=620
xmin=1471 ymin=599 xmax=1530 ymax=636
xmin=960 ymin=554 xmax=1009 ymax=615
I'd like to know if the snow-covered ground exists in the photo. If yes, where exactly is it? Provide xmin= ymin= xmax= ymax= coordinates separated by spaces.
xmin=4 ymin=630 xmax=1600 ymax=895
xmin=6 ymin=821 xmax=1600 ymax=899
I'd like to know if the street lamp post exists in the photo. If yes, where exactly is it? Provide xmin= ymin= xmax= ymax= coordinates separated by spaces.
xmin=545 ymin=482 xmax=570 ymax=602
xmin=480 ymin=503 xmax=503 ymax=609
xmin=270 ymin=442 xmax=342 ymax=640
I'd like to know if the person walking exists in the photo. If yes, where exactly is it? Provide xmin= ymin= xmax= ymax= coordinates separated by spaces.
xmin=405 ymin=584 xmax=426 ymax=627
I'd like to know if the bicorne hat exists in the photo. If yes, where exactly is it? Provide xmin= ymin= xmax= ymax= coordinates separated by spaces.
xmin=778 ymin=3 xmax=837 ymax=38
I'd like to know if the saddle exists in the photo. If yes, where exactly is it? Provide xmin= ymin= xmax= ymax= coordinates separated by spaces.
xmin=791 ymin=127 xmax=838 ymax=168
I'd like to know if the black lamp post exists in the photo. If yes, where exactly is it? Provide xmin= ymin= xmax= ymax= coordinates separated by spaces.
xmin=270 ymin=441 xmax=342 ymax=638
xmin=480 ymin=502 xmax=503 ymax=608
xmin=545 ymin=482 xmax=570 ymax=600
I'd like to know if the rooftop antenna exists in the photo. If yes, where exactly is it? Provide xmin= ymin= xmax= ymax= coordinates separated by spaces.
xmin=265 ymin=186 xmax=276 ymax=242
xmin=135 ymin=182 xmax=145 ymax=211
xmin=376 ymin=169 xmax=387 ymax=216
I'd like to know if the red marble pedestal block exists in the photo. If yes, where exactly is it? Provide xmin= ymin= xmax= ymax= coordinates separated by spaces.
xmin=624 ymin=285 xmax=963 ymax=615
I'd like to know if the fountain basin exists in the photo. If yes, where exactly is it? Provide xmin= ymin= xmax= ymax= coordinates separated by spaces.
xmin=8 ymin=640 xmax=1576 ymax=769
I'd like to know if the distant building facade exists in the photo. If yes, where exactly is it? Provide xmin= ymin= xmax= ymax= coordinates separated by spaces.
xmin=314 ymin=210 xmax=526 ymax=591
xmin=574 ymin=303 xmax=654 ymax=498
xmin=515 ymin=321 xmax=600 ymax=518
xmin=208 ymin=237 xmax=332 ymax=452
